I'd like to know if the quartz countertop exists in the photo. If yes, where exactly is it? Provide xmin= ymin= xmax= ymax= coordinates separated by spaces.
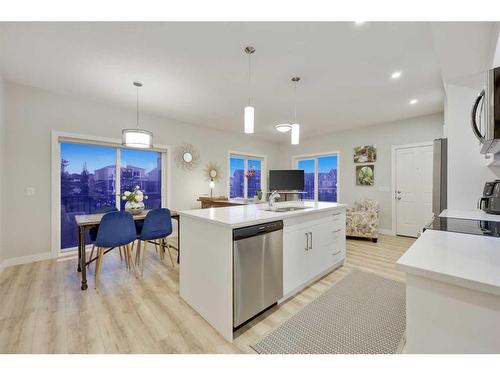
xmin=396 ymin=229 xmax=500 ymax=296
xmin=440 ymin=209 xmax=500 ymax=222
xmin=179 ymin=201 xmax=347 ymax=228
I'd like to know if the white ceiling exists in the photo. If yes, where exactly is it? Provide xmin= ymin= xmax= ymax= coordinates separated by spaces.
xmin=0 ymin=22 xmax=466 ymax=142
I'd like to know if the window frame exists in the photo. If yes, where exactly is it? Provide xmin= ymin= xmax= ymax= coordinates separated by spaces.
xmin=292 ymin=151 xmax=340 ymax=203
xmin=51 ymin=131 xmax=170 ymax=257
xmin=227 ymin=151 xmax=267 ymax=199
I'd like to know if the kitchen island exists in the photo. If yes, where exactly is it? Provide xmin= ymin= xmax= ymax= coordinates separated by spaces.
xmin=179 ymin=201 xmax=347 ymax=342
xmin=397 ymin=210 xmax=500 ymax=353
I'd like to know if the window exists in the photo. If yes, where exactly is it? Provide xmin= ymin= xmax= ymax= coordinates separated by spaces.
xmin=229 ymin=154 xmax=263 ymax=199
xmin=295 ymin=154 xmax=338 ymax=202
xmin=120 ymin=148 xmax=162 ymax=211
xmin=60 ymin=141 xmax=165 ymax=250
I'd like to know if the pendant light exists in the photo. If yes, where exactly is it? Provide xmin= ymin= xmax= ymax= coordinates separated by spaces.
xmin=122 ymin=81 xmax=153 ymax=149
xmin=244 ymin=46 xmax=255 ymax=134
xmin=291 ymin=77 xmax=300 ymax=145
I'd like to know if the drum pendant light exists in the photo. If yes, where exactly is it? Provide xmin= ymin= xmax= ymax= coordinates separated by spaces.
xmin=122 ymin=81 xmax=153 ymax=148
xmin=244 ymin=46 xmax=256 ymax=134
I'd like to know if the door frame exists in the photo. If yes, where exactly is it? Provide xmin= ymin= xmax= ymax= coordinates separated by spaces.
xmin=391 ymin=141 xmax=433 ymax=236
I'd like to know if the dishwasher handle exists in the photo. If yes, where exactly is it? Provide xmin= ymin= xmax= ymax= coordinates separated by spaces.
xmin=233 ymin=220 xmax=284 ymax=241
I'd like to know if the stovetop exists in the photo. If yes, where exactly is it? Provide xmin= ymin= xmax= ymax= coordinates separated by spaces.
xmin=425 ymin=217 xmax=500 ymax=237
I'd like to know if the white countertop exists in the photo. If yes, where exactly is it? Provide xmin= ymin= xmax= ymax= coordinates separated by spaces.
xmin=440 ymin=209 xmax=500 ymax=222
xmin=179 ymin=201 xmax=347 ymax=228
xmin=397 ymin=229 xmax=500 ymax=296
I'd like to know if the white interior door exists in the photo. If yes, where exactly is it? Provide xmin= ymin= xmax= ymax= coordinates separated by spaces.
xmin=395 ymin=145 xmax=433 ymax=237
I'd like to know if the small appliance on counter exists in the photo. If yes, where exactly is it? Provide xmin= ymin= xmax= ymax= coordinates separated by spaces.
xmin=425 ymin=216 xmax=500 ymax=237
xmin=479 ymin=180 xmax=500 ymax=214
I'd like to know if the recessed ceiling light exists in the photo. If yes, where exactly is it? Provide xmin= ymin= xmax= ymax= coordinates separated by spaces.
xmin=275 ymin=124 xmax=292 ymax=133
xmin=391 ymin=71 xmax=402 ymax=79
xmin=409 ymin=99 xmax=418 ymax=105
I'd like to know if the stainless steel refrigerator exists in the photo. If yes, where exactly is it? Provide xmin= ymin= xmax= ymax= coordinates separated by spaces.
xmin=432 ymin=138 xmax=447 ymax=217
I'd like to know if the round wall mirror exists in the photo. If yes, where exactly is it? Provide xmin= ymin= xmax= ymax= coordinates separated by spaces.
xmin=183 ymin=152 xmax=193 ymax=163
xmin=209 ymin=169 xmax=217 ymax=178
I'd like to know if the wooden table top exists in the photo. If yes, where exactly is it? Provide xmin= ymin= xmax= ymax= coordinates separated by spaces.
xmin=75 ymin=209 xmax=179 ymax=227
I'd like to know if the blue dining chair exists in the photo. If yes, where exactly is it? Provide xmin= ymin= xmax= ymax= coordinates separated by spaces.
xmin=94 ymin=211 xmax=138 ymax=288
xmin=136 ymin=208 xmax=174 ymax=276
xmin=88 ymin=205 xmax=119 ymax=267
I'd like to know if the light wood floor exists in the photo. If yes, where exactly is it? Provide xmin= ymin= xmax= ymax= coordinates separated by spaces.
xmin=0 ymin=234 xmax=415 ymax=353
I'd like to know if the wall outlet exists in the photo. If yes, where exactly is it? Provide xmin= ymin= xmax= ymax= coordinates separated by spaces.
xmin=26 ymin=187 xmax=36 ymax=196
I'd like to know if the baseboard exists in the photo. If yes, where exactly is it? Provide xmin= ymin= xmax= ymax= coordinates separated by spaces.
xmin=379 ymin=228 xmax=396 ymax=236
xmin=1 ymin=252 xmax=53 ymax=268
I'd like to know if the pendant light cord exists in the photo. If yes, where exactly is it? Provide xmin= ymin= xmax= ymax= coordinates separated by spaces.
xmin=293 ymin=80 xmax=297 ymax=123
xmin=248 ymin=53 xmax=252 ymax=106
xmin=136 ymin=85 xmax=139 ymax=129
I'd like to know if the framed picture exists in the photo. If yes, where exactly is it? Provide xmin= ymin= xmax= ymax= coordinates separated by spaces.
xmin=356 ymin=164 xmax=375 ymax=186
xmin=353 ymin=145 xmax=377 ymax=163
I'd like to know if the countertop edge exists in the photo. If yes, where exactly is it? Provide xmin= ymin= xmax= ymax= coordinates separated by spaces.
xmin=396 ymin=261 xmax=500 ymax=297
xmin=179 ymin=204 xmax=347 ymax=228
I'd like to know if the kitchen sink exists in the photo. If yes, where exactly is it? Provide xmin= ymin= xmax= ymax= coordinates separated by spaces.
xmin=261 ymin=206 xmax=308 ymax=212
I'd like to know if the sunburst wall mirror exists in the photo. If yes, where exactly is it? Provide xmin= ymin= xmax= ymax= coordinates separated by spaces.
xmin=175 ymin=143 xmax=201 ymax=170
xmin=204 ymin=162 xmax=222 ymax=183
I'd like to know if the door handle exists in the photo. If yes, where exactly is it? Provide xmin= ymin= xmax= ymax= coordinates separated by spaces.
xmin=471 ymin=89 xmax=486 ymax=143
xmin=309 ymin=232 xmax=313 ymax=249
xmin=305 ymin=232 xmax=309 ymax=251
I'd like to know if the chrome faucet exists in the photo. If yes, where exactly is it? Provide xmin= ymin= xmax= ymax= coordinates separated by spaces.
xmin=268 ymin=190 xmax=281 ymax=209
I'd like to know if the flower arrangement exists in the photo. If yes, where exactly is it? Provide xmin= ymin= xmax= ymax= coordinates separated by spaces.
xmin=245 ymin=166 xmax=256 ymax=178
xmin=121 ymin=185 xmax=149 ymax=203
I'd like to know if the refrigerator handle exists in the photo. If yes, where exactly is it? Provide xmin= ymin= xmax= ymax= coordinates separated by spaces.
xmin=471 ymin=90 xmax=485 ymax=143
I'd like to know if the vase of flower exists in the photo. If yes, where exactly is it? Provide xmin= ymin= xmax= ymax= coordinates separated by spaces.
xmin=121 ymin=186 xmax=148 ymax=215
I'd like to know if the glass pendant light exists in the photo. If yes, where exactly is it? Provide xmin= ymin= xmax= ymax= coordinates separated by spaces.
xmin=291 ymin=77 xmax=300 ymax=145
xmin=244 ymin=46 xmax=255 ymax=134
xmin=122 ymin=81 xmax=153 ymax=148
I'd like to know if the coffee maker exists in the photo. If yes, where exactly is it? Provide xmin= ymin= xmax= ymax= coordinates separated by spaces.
xmin=479 ymin=180 xmax=500 ymax=214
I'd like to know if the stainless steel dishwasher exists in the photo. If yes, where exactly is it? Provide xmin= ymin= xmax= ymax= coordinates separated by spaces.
xmin=233 ymin=220 xmax=283 ymax=328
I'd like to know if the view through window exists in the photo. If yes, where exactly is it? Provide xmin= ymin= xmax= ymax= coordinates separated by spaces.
xmin=60 ymin=142 xmax=163 ymax=250
xmin=229 ymin=155 xmax=262 ymax=199
xmin=296 ymin=154 xmax=338 ymax=202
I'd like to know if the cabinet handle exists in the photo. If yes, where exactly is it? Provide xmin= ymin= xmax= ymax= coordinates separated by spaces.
xmin=332 ymin=250 xmax=341 ymax=256
xmin=332 ymin=212 xmax=342 ymax=216
xmin=332 ymin=229 xmax=342 ymax=233
xmin=309 ymin=232 xmax=313 ymax=249
xmin=305 ymin=233 xmax=309 ymax=251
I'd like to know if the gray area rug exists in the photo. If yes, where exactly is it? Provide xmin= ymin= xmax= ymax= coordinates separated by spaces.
xmin=252 ymin=270 xmax=406 ymax=354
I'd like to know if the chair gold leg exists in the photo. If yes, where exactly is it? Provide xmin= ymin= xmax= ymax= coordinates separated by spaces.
xmin=95 ymin=248 xmax=104 ymax=289
xmin=163 ymin=238 xmax=175 ymax=268
xmin=141 ymin=241 xmax=148 ymax=277
xmin=127 ymin=244 xmax=139 ymax=278
xmin=118 ymin=246 xmax=123 ymax=262
xmin=88 ymin=244 xmax=95 ymax=268
xmin=135 ymin=240 xmax=141 ymax=266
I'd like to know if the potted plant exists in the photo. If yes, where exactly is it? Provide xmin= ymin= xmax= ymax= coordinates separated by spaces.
xmin=256 ymin=189 xmax=263 ymax=201
xmin=121 ymin=185 xmax=148 ymax=215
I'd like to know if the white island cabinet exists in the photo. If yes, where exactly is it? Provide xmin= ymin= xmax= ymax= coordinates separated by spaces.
xmin=397 ymin=229 xmax=500 ymax=353
xmin=179 ymin=202 xmax=346 ymax=342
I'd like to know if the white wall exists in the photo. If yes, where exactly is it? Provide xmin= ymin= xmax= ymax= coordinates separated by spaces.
xmin=0 ymin=74 xmax=5 ymax=266
xmin=444 ymin=84 xmax=500 ymax=210
xmin=278 ymin=113 xmax=444 ymax=232
xmin=3 ymin=82 xmax=281 ymax=261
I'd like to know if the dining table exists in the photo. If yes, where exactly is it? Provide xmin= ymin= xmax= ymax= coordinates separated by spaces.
xmin=74 ymin=209 xmax=180 ymax=290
